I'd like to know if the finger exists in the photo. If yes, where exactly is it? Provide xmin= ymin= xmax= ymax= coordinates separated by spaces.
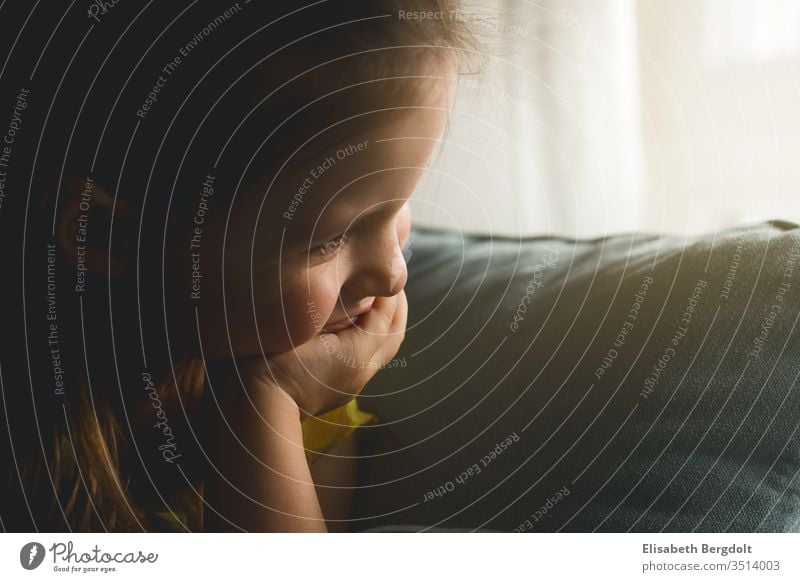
xmin=372 ymin=291 xmax=408 ymax=364
xmin=339 ymin=294 xmax=397 ymax=339
xmin=333 ymin=294 xmax=398 ymax=362
xmin=389 ymin=289 xmax=408 ymax=335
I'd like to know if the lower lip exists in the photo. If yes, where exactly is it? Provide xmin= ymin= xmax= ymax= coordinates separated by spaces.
xmin=320 ymin=311 xmax=367 ymax=334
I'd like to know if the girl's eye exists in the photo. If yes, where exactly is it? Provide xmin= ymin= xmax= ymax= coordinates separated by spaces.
xmin=308 ymin=231 xmax=350 ymax=258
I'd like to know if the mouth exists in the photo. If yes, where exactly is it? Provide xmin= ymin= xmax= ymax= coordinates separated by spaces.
xmin=319 ymin=300 xmax=374 ymax=334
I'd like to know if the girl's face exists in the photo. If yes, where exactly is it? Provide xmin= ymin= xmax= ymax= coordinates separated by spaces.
xmin=171 ymin=80 xmax=455 ymax=359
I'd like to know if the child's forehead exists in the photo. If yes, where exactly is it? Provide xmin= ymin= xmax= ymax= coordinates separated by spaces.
xmin=223 ymin=93 xmax=452 ymax=262
xmin=262 ymin=106 xmax=447 ymax=210
xmin=265 ymin=156 xmax=416 ymax=244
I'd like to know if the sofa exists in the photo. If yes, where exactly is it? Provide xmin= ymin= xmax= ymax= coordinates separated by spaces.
xmin=353 ymin=220 xmax=800 ymax=532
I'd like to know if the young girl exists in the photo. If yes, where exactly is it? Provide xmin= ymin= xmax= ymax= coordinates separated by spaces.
xmin=1 ymin=1 xmax=474 ymax=531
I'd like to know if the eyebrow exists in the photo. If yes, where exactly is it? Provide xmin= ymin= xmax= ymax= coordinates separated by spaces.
xmin=278 ymin=213 xmax=351 ymax=256
xmin=286 ymin=195 xmax=408 ymax=255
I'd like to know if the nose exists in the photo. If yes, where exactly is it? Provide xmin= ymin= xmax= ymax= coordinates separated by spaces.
xmin=344 ymin=226 xmax=408 ymax=298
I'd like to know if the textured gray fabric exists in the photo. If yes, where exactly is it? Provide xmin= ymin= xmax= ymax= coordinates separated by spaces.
xmin=352 ymin=220 xmax=800 ymax=532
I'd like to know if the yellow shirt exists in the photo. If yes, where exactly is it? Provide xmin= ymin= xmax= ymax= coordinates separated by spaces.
xmin=301 ymin=398 xmax=377 ymax=459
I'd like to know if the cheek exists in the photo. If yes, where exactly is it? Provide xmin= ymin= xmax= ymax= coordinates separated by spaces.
xmin=255 ymin=265 xmax=342 ymax=352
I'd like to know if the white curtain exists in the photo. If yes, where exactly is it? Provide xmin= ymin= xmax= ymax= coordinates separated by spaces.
xmin=411 ymin=0 xmax=800 ymax=238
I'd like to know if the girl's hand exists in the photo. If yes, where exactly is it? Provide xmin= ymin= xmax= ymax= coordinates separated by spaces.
xmin=212 ymin=291 xmax=408 ymax=420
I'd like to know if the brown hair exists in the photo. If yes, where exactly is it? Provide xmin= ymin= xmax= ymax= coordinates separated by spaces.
xmin=1 ymin=0 xmax=477 ymax=531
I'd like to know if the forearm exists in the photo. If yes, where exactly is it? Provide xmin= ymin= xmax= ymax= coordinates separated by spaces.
xmin=309 ymin=431 xmax=360 ymax=532
xmin=204 ymin=367 xmax=327 ymax=532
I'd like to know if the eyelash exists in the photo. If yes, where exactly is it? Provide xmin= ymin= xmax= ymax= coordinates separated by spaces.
xmin=309 ymin=231 xmax=351 ymax=258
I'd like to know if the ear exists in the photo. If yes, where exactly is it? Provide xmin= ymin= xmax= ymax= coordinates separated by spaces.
xmin=54 ymin=176 xmax=136 ymax=277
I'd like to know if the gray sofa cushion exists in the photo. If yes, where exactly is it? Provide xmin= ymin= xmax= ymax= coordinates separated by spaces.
xmin=353 ymin=220 xmax=800 ymax=532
